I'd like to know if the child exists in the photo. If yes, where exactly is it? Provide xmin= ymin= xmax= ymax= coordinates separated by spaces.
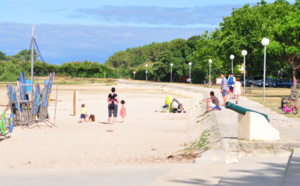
xmin=78 ymin=104 xmax=87 ymax=123
xmin=87 ymin=112 xmax=95 ymax=122
xmin=86 ymin=111 xmax=95 ymax=122
xmin=120 ymin=100 xmax=126 ymax=123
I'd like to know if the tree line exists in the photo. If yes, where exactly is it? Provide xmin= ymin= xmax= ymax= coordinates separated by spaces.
xmin=0 ymin=0 xmax=299 ymax=87
xmin=0 ymin=49 xmax=118 ymax=81
xmin=105 ymin=0 xmax=300 ymax=87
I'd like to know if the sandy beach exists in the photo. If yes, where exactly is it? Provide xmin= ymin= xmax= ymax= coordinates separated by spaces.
xmin=0 ymin=82 xmax=203 ymax=169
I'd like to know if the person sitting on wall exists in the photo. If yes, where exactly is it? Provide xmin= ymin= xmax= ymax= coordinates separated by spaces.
xmin=206 ymin=91 xmax=221 ymax=113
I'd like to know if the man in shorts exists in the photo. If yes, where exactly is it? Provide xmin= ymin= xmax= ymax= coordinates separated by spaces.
xmin=220 ymin=73 xmax=228 ymax=105
xmin=206 ymin=91 xmax=221 ymax=113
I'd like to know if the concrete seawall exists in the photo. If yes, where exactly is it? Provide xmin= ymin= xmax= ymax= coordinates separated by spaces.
xmin=118 ymin=80 xmax=300 ymax=163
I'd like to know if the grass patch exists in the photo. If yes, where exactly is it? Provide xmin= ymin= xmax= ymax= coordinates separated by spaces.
xmin=205 ymin=85 xmax=299 ymax=118
xmin=244 ymin=87 xmax=299 ymax=118
xmin=197 ymin=115 xmax=210 ymax=123
xmin=183 ymin=130 xmax=211 ymax=154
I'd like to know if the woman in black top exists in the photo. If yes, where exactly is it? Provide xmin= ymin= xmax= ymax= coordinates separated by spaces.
xmin=107 ymin=87 xmax=119 ymax=124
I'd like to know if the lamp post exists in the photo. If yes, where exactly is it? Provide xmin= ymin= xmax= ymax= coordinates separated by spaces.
xmin=230 ymin=55 xmax=234 ymax=74
xmin=242 ymin=50 xmax=247 ymax=94
xmin=209 ymin=59 xmax=212 ymax=87
xmin=188 ymin=62 xmax=192 ymax=84
xmin=262 ymin=38 xmax=270 ymax=102
xmin=146 ymin=64 xmax=148 ymax=81
xmin=170 ymin=63 xmax=173 ymax=83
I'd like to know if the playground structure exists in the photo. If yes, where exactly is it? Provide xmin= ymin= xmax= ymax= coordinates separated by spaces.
xmin=1 ymin=76 xmax=58 ymax=136
xmin=0 ymin=26 xmax=58 ymax=136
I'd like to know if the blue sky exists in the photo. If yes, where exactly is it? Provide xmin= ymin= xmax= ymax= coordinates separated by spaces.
xmin=0 ymin=0 xmax=296 ymax=64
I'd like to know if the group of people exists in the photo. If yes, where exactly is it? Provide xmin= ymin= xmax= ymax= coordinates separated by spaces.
xmin=78 ymin=87 xmax=127 ymax=124
xmin=78 ymin=75 xmax=242 ymax=121
xmin=206 ymin=73 xmax=242 ymax=113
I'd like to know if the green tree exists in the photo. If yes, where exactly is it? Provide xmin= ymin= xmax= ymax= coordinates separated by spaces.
xmin=0 ymin=51 xmax=6 ymax=60
xmin=217 ymin=0 xmax=295 ymax=78
xmin=0 ymin=60 xmax=22 ymax=81
xmin=14 ymin=49 xmax=38 ymax=61
xmin=193 ymin=31 xmax=223 ymax=83
xmin=268 ymin=9 xmax=300 ymax=89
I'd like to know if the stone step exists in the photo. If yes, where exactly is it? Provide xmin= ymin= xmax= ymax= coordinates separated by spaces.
xmin=150 ymin=163 xmax=233 ymax=186
xmin=282 ymin=149 xmax=300 ymax=186
xmin=218 ymin=156 xmax=289 ymax=186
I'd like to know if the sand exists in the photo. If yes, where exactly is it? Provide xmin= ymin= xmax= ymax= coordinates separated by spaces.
xmin=0 ymin=83 xmax=202 ymax=169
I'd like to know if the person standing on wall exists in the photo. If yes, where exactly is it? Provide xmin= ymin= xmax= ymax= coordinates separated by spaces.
xmin=220 ymin=74 xmax=228 ymax=106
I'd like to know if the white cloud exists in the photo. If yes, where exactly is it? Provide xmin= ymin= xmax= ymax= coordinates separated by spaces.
xmin=69 ymin=5 xmax=235 ymax=27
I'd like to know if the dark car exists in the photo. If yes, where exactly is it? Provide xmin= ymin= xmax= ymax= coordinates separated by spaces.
xmin=276 ymin=79 xmax=293 ymax=88
xmin=272 ymin=79 xmax=279 ymax=87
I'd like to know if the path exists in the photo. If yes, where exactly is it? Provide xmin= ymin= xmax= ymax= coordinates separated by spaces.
xmin=0 ymin=163 xmax=233 ymax=186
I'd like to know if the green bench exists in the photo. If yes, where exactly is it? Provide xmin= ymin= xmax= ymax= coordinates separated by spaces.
xmin=281 ymin=90 xmax=299 ymax=108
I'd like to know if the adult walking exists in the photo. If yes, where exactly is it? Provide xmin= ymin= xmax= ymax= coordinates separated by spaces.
xmin=228 ymin=74 xmax=236 ymax=99
xmin=220 ymin=74 xmax=228 ymax=106
xmin=233 ymin=78 xmax=242 ymax=104
xmin=107 ymin=87 xmax=119 ymax=124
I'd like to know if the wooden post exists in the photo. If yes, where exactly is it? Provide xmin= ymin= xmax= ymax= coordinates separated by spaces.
xmin=73 ymin=91 xmax=78 ymax=116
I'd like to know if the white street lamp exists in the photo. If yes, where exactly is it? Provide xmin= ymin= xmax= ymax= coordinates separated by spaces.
xmin=242 ymin=50 xmax=247 ymax=94
xmin=170 ymin=63 xmax=173 ymax=83
xmin=209 ymin=59 xmax=212 ymax=87
xmin=262 ymin=38 xmax=270 ymax=102
xmin=146 ymin=64 xmax=148 ymax=81
xmin=188 ymin=62 xmax=192 ymax=84
xmin=230 ymin=55 xmax=235 ymax=74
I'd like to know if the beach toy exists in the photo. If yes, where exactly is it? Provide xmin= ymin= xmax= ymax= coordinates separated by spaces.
xmin=9 ymin=114 xmax=14 ymax=133
xmin=0 ymin=113 xmax=6 ymax=135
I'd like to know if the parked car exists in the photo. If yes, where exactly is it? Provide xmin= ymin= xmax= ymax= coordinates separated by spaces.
xmin=240 ymin=78 xmax=246 ymax=86
xmin=240 ymin=78 xmax=250 ymax=87
xmin=248 ymin=76 xmax=263 ymax=86
xmin=186 ymin=78 xmax=191 ymax=83
xmin=257 ymin=78 xmax=274 ymax=87
xmin=276 ymin=79 xmax=293 ymax=88
xmin=272 ymin=79 xmax=279 ymax=87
